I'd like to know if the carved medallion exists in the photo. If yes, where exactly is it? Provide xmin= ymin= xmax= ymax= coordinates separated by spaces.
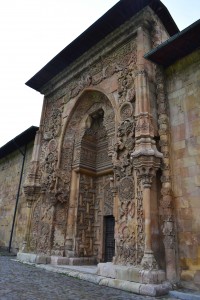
xmin=120 ymin=102 xmax=133 ymax=120
xmin=48 ymin=139 xmax=57 ymax=152
xmin=118 ymin=177 xmax=135 ymax=202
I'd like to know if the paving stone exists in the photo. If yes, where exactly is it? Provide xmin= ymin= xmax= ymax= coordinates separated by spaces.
xmin=0 ymin=254 xmax=176 ymax=300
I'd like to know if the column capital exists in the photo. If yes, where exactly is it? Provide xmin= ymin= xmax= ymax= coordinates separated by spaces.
xmin=132 ymin=154 xmax=161 ymax=188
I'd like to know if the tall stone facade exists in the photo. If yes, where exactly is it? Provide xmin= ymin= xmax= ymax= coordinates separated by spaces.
xmin=14 ymin=0 xmax=200 ymax=294
xmin=20 ymin=4 xmax=176 ymax=289
xmin=166 ymin=49 xmax=200 ymax=290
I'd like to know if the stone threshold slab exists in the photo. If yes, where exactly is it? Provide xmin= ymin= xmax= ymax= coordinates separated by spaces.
xmin=16 ymin=253 xmax=171 ymax=297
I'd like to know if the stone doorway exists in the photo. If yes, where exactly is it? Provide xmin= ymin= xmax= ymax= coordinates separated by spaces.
xmin=104 ymin=215 xmax=115 ymax=262
xmin=73 ymin=103 xmax=115 ymax=262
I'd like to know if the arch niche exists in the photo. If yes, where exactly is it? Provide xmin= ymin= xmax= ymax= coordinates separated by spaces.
xmin=60 ymin=90 xmax=116 ymax=262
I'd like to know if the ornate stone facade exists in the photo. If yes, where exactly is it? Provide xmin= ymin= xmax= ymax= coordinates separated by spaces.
xmin=21 ymin=5 xmax=170 ymax=272
xmin=10 ymin=1 xmax=200 ymax=294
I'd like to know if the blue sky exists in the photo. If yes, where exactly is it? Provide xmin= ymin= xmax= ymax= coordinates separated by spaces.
xmin=0 ymin=0 xmax=199 ymax=146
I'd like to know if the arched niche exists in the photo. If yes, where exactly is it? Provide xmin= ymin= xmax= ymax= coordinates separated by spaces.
xmin=58 ymin=90 xmax=116 ymax=262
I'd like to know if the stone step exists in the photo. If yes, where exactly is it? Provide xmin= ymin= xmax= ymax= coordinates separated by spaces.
xmin=169 ymin=290 xmax=200 ymax=300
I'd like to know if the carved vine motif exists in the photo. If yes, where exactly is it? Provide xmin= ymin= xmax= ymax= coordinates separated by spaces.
xmin=113 ymin=119 xmax=135 ymax=180
xmin=116 ymin=220 xmax=136 ymax=265
xmin=115 ymin=178 xmax=136 ymax=265
xmin=112 ymin=104 xmax=137 ymax=265
xmin=43 ymin=95 xmax=64 ymax=140
xmin=41 ymin=150 xmax=58 ymax=192
xmin=118 ymin=68 xmax=135 ymax=106
xmin=30 ymin=196 xmax=55 ymax=255
xmin=37 ymin=95 xmax=65 ymax=192
xmin=136 ymin=182 xmax=144 ymax=264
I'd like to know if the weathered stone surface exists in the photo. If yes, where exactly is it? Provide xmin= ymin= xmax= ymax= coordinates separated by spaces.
xmin=167 ymin=49 xmax=200 ymax=288
xmin=0 ymin=142 xmax=34 ymax=251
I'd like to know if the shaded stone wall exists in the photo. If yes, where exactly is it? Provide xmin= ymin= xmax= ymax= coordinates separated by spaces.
xmin=0 ymin=142 xmax=34 ymax=251
xmin=167 ymin=49 xmax=200 ymax=289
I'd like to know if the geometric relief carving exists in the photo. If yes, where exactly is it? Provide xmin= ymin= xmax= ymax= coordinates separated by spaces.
xmin=104 ymin=182 xmax=113 ymax=216
xmin=93 ymin=175 xmax=114 ymax=261
xmin=76 ymin=174 xmax=95 ymax=257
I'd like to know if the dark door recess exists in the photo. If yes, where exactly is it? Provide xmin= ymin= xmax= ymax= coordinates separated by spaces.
xmin=104 ymin=215 xmax=115 ymax=262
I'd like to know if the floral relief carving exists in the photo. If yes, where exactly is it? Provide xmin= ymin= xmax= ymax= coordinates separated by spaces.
xmin=28 ymin=31 xmax=138 ymax=259
xmin=112 ymin=119 xmax=135 ymax=181
xmin=118 ymin=177 xmax=135 ymax=202
xmin=115 ymin=221 xmax=136 ymax=265
xmin=118 ymin=68 xmax=135 ymax=105
xmin=44 ymin=107 xmax=63 ymax=140
xmin=69 ymin=40 xmax=136 ymax=100
xmin=120 ymin=102 xmax=133 ymax=120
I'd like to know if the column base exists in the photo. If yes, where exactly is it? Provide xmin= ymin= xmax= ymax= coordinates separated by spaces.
xmin=141 ymin=251 xmax=159 ymax=270
xmin=97 ymin=262 xmax=166 ymax=284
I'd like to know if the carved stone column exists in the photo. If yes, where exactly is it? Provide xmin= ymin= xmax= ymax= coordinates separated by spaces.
xmin=65 ymin=169 xmax=80 ymax=257
xmin=22 ymin=183 xmax=41 ymax=252
xmin=131 ymin=26 xmax=163 ymax=270
xmin=132 ymin=155 xmax=161 ymax=269
xmin=22 ymin=131 xmax=42 ymax=252
xmin=21 ymin=197 xmax=34 ymax=252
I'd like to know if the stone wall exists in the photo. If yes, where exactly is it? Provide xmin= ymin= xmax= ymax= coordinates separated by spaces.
xmin=0 ymin=141 xmax=34 ymax=252
xmin=167 ymin=49 xmax=200 ymax=289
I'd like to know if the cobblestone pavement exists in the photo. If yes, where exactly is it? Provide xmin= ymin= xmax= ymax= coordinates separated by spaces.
xmin=0 ymin=254 xmax=176 ymax=300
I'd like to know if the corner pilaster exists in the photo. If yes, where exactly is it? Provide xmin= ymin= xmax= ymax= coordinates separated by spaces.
xmin=131 ymin=26 xmax=163 ymax=270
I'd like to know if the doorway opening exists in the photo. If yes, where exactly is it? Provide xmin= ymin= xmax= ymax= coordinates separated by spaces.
xmin=104 ymin=215 xmax=115 ymax=262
